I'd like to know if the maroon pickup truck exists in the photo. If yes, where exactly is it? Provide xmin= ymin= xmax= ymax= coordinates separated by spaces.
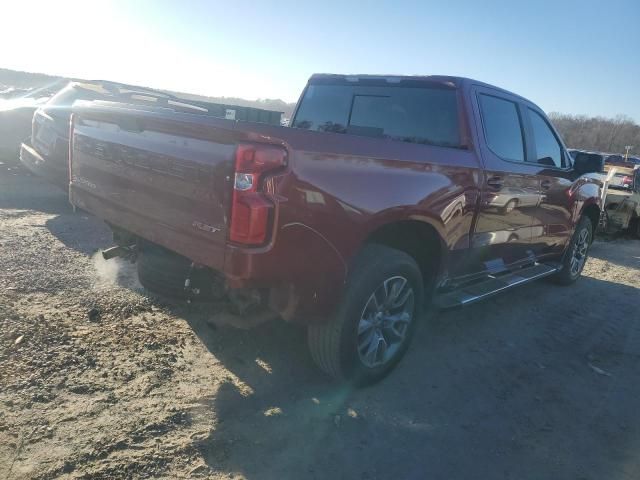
xmin=69 ymin=74 xmax=603 ymax=383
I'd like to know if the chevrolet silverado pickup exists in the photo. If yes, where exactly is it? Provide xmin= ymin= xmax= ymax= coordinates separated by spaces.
xmin=69 ymin=74 xmax=603 ymax=383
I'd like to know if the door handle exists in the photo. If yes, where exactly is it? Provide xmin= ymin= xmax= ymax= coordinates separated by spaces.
xmin=541 ymin=180 xmax=552 ymax=191
xmin=486 ymin=176 xmax=504 ymax=190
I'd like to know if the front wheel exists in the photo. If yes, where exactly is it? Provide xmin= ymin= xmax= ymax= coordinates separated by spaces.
xmin=550 ymin=216 xmax=593 ymax=285
xmin=307 ymin=244 xmax=424 ymax=384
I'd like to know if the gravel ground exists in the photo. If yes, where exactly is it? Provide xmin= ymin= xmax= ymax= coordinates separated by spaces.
xmin=1 ymin=163 xmax=640 ymax=480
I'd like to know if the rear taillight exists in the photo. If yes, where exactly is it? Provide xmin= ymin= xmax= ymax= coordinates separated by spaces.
xmin=229 ymin=144 xmax=287 ymax=245
xmin=622 ymin=176 xmax=632 ymax=187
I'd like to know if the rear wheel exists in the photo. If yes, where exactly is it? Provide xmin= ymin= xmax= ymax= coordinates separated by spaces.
xmin=550 ymin=216 xmax=593 ymax=285
xmin=307 ymin=244 xmax=424 ymax=384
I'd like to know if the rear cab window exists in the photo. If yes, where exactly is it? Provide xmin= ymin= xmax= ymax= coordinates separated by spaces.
xmin=292 ymin=81 xmax=461 ymax=148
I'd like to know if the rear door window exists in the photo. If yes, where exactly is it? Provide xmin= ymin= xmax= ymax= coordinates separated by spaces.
xmin=292 ymin=84 xmax=461 ymax=148
xmin=478 ymin=94 xmax=525 ymax=162
xmin=528 ymin=108 xmax=564 ymax=168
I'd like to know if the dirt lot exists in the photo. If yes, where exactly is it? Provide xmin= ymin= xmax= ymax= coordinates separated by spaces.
xmin=1 ymin=163 xmax=640 ymax=480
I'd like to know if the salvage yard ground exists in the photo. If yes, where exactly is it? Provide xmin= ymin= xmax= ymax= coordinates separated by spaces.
xmin=1 ymin=163 xmax=640 ymax=479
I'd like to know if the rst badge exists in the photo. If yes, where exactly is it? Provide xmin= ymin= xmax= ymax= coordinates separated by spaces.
xmin=192 ymin=221 xmax=220 ymax=234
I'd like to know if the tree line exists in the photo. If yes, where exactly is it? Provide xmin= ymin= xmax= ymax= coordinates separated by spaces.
xmin=549 ymin=113 xmax=640 ymax=156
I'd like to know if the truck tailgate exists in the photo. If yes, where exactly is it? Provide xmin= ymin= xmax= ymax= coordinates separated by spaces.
xmin=69 ymin=105 xmax=236 ymax=269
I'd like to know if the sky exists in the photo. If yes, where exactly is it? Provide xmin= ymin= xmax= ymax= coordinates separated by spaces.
xmin=0 ymin=0 xmax=638 ymax=120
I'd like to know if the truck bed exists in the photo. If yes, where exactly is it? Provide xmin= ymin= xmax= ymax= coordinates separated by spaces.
xmin=70 ymin=103 xmax=243 ymax=269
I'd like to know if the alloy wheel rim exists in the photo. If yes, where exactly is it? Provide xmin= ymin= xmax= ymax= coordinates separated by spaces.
xmin=357 ymin=276 xmax=415 ymax=369
xmin=570 ymin=228 xmax=590 ymax=276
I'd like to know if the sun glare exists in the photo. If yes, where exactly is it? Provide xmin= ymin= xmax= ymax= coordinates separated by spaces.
xmin=0 ymin=1 xmax=285 ymax=100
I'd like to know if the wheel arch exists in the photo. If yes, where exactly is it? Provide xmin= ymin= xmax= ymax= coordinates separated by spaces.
xmin=359 ymin=218 xmax=446 ymax=290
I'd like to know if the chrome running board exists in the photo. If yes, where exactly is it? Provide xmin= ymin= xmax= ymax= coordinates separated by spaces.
xmin=434 ymin=262 xmax=560 ymax=309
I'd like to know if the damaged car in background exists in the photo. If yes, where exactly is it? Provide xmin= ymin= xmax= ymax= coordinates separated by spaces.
xmin=601 ymin=163 xmax=640 ymax=236
xmin=0 ymin=81 xmax=65 ymax=162
xmin=20 ymin=81 xmax=283 ymax=189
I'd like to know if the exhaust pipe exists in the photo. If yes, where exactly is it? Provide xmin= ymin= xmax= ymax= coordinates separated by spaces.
xmin=102 ymin=245 xmax=135 ymax=261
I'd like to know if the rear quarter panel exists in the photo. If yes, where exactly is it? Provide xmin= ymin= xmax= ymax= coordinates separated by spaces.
xmin=224 ymin=121 xmax=482 ymax=317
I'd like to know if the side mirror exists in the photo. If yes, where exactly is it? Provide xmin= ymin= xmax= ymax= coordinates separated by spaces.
xmin=573 ymin=152 xmax=604 ymax=175
xmin=538 ymin=156 xmax=556 ymax=167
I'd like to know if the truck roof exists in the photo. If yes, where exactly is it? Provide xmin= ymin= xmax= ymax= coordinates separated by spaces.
xmin=308 ymin=73 xmax=524 ymax=100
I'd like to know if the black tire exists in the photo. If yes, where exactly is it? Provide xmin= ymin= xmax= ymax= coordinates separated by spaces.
xmin=549 ymin=216 xmax=593 ymax=285
xmin=307 ymin=244 xmax=424 ymax=384
xmin=137 ymin=244 xmax=219 ymax=300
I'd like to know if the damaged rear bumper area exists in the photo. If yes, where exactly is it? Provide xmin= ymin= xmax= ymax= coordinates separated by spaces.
xmin=100 ymin=237 xmax=276 ymax=328
xmin=101 ymin=220 xmax=348 ymax=326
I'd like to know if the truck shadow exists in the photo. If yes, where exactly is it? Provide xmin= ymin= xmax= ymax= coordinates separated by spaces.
xmin=177 ymin=275 xmax=640 ymax=480
xmin=45 ymin=213 xmax=112 ymax=256
xmin=0 ymin=167 xmax=114 ymax=256
xmin=0 ymin=167 xmax=72 ymax=215
xmin=20 ymin=187 xmax=634 ymax=480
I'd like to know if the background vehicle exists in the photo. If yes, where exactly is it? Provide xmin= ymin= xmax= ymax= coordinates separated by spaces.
xmin=602 ymin=164 xmax=640 ymax=236
xmin=20 ymin=81 xmax=283 ymax=189
xmin=0 ymin=82 xmax=64 ymax=162
xmin=487 ymin=186 xmax=540 ymax=214
xmin=0 ymin=86 xmax=32 ymax=98
xmin=605 ymin=153 xmax=640 ymax=167
xmin=69 ymin=74 xmax=602 ymax=383
xmin=609 ymin=169 xmax=636 ymax=190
